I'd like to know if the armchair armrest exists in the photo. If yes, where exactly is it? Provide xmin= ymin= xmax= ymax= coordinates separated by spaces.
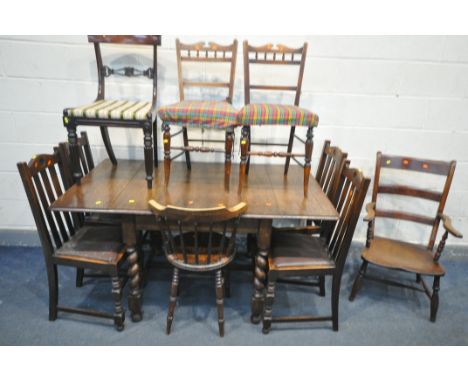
xmin=438 ymin=213 xmax=463 ymax=238
xmin=363 ymin=202 xmax=376 ymax=222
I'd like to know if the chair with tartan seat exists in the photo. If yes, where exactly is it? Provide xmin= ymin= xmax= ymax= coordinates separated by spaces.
xmin=63 ymin=35 xmax=161 ymax=189
xmin=158 ymin=39 xmax=239 ymax=184
xmin=239 ymin=41 xmax=319 ymax=197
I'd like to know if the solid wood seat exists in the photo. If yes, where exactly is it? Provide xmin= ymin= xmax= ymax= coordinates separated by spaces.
xmin=363 ymin=236 xmax=445 ymax=276
xmin=349 ymin=153 xmax=463 ymax=322
xmin=270 ymin=233 xmax=335 ymax=271
xmin=55 ymin=226 xmax=125 ymax=269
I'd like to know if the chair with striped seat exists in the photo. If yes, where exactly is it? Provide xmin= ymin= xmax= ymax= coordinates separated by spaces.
xmin=63 ymin=35 xmax=161 ymax=189
xmin=239 ymin=41 xmax=319 ymax=196
xmin=158 ymin=39 xmax=238 ymax=184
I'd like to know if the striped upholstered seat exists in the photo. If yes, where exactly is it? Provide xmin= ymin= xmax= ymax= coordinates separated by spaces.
xmin=158 ymin=100 xmax=239 ymax=129
xmin=68 ymin=99 xmax=152 ymax=121
xmin=238 ymin=104 xmax=319 ymax=127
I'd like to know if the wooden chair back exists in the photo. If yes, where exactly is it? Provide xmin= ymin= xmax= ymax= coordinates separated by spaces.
xmin=57 ymin=131 xmax=95 ymax=188
xmin=149 ymin=200 xmax=247 ymax=268
xmin=17 ymin=151 xmax=80 ymax=259
xmin=315 ymin=140 xmax=348 ymax=202
xmin=371 ymin=152 xmax=456 ymax=250
xmin=88 ymin=35 xmax=161 ymax=103
xmin=324 ymin=166 xmax=370 ymax=267
xmin=175 ymin=39 xmax=238 ymax=103
xmin=243 ymin=40 xmax=308 ymax=106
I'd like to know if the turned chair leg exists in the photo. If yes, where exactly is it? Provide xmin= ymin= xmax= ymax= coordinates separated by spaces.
xmin=152 ymin=120 xmax=158 ymax=167
xmin=245 ymin=126 xmax=251 ymax=175
xmin=262 ymin=276 xmax=277 ymax=334
xmin=319 ymin=275 xmax=326 ymax=297
xmin=76 ymin=268 xmax=84 ymax=288
xmin=112 ymin=275 xmax=125 ymax=331
xmin=65 ymin=121 xmax=82 ymax=185
xmin=47 ymin=263 xmax=58 ymax=321
xmin=182 ymin=126 xmax=191 ymax=171
xmin=349 ymin=260 xmax=368 ymax=301
xmin=143 ymin=123 xmax=154 ymax=189
xmin=166 ymin=267 xmax=179 ymax=335
xmin=163 ymin=123 xmax=171 ymax=185
xmin=225 ymin=129 xmax=234 ymax=184
xmin=223 ymin=268 xmax=231 ymax=298
xmin=215 ymin=270 xmax=225 ymax=337
xmin=430 ymin=276 xmax=441 ymax=322
xmin=100 ymin=126 xmax=117 ymax=165
xmin=284 ymin=125 xmax=296 ymax=175
xmin=303 ymin=126 xmax=314 ymax=197
xmin=331 ymin=274 xmax=341 ymax=331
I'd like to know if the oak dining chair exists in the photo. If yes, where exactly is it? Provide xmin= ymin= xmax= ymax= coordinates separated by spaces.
xmin=18 ymin=151 xmax=127 ymax=331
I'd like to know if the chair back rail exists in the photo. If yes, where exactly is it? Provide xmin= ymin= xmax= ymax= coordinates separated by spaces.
xmin=243 ymin=41 xmax=308 ymax=106
xmin=17 ymin=152 xmax=81 ymax=259
xmin=176 ymin=39 xmax=238 ymax=103
xmin=149 ymin=201 xmax=247 ymax=268
xmin=372 ymin=152 xmax=456 ymax=249
xmin=88 ymin=35 xmax=160 ymax=107
xmin=325 ymin=166 xmax=370 ymax=267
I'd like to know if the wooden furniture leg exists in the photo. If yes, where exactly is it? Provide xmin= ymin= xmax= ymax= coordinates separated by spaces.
xmin=76 ymin=268 xmax=84 ymax=287
xmin=182 ymin=126 xmax=191 ymax=170
xmin=284 ymin=125 xmax=296 ymax=175
xmin=262 ymin=275 xmax=277 ymax=334
xmin=122 ymin=216 xmax=143 ymax=322
xmin=225 ymin=128 xmax=234 ymax=188
xmin=304 ymin=126 xmax=313 ymax=197
xmin=215 ymin=269 xmax=225 ymax=337
xmin=112 ymin=275 xmax=125 ymax=331
xmin=100 ymin=126 xmax=117 ymax=165
xmin=238 ymin=126 xmax=249 ymax=194
xmin=166 ymin=267 xmax=179 ymax=334
xmin=251 ymin=218 xmax=272 ymax=324
xmin=65 ymin=120 xmax=82 ymax=185
xmin=143 ymin=122 xmax=154 ymax=189
xmin=163 ymin=123 xmax=171 ymax=185
xmin=152 ymin=119 xmax=159 ymax=167
xmin=430 ymin=276 xmax=440 ymax=322
xmin=349 ymin=260 xmax=368 ymax=301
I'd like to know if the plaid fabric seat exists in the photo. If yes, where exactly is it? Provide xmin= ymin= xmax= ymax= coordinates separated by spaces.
xmin=158 ymin=100 xmax=239 ymax=129
xmin=66 ymin=99 xmax=152 ymax=121
xmin=238 ymin=104 xmax=319 ymax=127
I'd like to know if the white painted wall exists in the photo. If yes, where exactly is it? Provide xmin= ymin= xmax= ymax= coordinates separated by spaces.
xmin=0 ymin=35 xmax=467 ymax=246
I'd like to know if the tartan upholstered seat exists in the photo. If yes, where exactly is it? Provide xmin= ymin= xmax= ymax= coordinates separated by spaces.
xmin=238 ymin=104 xmax=319 ymax=127
xmin=158 ymin=100 xmax=239 ymax=129
xmin=67 ymin=99 xmax=152 ymax=121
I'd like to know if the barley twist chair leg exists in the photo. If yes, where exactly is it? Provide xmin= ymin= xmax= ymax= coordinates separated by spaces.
xmin=112 ymin=275 xmax=125 ymax=331
xmin=215 ymin=270 xmax=225 ymax=337
xmin=430 ymin=276 xmax=441 ymax=322
xmin=166 ymin=267 xmax=179 ymax=335
xmin=262 ymin=277 xmax=276 ymax=334
xmin=349 ymin=260 xmax=368 ymax=301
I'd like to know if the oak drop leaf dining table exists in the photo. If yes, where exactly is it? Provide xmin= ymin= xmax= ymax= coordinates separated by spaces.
xmin=50 ymin=159 xmax=339 ymax=323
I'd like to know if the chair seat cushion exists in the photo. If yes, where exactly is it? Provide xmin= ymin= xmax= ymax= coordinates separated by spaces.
xmin=362 ymin=236 xmax=445 ymax=276
xmin=67 ymin=99 xmax=152 ymax=121
xmin=54 ymin=226 xmax=125 ymax=266
xmin=238 ymin=103 xmax=319 ymax=127
xmin=158 ymin=100 xmax=239 ymax=129
xmin=270 ymin=232 xmax=335 ymax=271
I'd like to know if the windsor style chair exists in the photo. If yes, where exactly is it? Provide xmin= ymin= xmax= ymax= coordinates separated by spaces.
xmin=239 ymin=41 xmax=319 ymax=196
xmin=17 ymin=151 xmax=127 ymax=331
xmin=262 ymin=166 xmax=370 ymax=333
xmin=158 ymin=39 xmax=239 ymax=184
xmin=149 ymin=200 xmax=247 ymax=337
xmin=349 ymin=153 xmax=462 ymax=322
xmin=63 ymin=35 xmax=161 ymax=189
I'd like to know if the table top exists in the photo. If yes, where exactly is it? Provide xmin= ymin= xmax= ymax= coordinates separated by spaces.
xmin=51 ymin=160 xmax=339 ymax=220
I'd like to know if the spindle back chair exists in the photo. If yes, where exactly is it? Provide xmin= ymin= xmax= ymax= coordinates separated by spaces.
xmin=149 ymin=200 xmax=247 ymax=336
xmin=262 ymin=166 xmax=370 ymax=333
xmin=17 ymin=151 xmax=127 ymax=330
xmin=349 ymin=152 xmax=462 ymax=322
xmin=239 ymin=40 xmax=319 ymax=197
xmin=159 ymin=39 xmax=239 ymax=184
xmin=63 ymin=35 xmax=161 ymax=189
